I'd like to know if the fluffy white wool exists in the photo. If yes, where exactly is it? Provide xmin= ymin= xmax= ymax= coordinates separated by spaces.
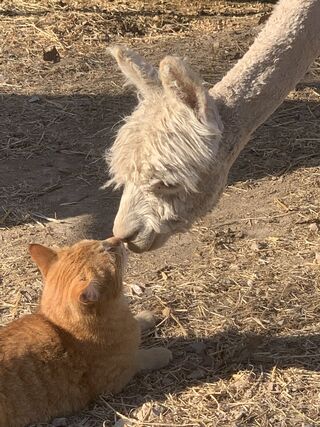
xmin=106 ymin=0 xmax=320 ymax=252
xmin=107 ymin=94 xmax=221 ymax=193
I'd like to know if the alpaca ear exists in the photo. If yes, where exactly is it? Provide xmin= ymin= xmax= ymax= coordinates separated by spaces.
xmin=79 ymin=280 xmax=100 ymax=305
xmin=29 ymin=244 xmax=57 ymax=277
xmin=108 ymin=45 xmax=160 ymax=97
xmin=159 ymin=56 xmax=222 ymax=130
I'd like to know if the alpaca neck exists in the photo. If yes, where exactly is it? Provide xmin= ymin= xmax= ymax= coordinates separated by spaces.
xmin=211 ymin=0 xmax=320 ymax=160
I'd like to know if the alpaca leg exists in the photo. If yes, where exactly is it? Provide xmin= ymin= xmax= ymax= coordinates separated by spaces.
xmin=136 ymin=347 xmax=172 ymax=372
xmin=135 ymin=311 xmax=156 ymax=332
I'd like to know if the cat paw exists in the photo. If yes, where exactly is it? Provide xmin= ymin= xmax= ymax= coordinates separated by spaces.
xmin=135 ymin=310 xmax=156 ymax=332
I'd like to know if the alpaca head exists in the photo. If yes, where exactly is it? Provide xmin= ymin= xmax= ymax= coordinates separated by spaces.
xmin=107 ymin=46 xmax=225 ymax=252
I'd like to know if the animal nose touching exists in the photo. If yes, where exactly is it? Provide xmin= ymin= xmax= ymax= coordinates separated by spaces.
xmin=112 ymin=196 xmax=159 ymax=252
xmin=112 ymin=200 xmax=174 ymax=252
xmin=106 ymin=46 xmax=225 ymax=252
xmin=106 ymin=0 xmax=320 ymax=255
xmin=113 ymin=217 xmax=156 ymax=253
xmin=113 ymin=210 xmax=140 ymax=242
xmin=105 ymin=236 xmax=121 ymax=246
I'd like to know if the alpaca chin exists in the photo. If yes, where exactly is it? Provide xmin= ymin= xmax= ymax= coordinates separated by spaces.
xmin=125 ymin=230 xmax=170 ymax=253
xmin=125 ymin=231 xmax=156 ymax=253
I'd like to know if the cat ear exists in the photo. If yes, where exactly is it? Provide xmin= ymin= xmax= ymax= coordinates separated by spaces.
xmin=29 ymin=244 xmax=57 ymax=277
xmin=79 ymin=280 xmax=100 ymax=305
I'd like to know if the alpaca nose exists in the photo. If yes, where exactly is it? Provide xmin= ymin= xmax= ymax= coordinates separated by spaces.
xmin=122 ymin=232 xmax=138 ymax=243
xmin=112 ymin=220 xmax=139 ymax=243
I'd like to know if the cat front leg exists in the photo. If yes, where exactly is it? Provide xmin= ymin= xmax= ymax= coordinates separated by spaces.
xmin=134 ymin=311 xmax=156 ymax=332
xmin=136 ymin=347 xmax=172 ymax=372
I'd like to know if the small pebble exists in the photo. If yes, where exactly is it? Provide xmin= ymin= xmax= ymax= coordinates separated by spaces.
xmin=28 ymin=95 xmax=40 ymax=103
xmin=130 ymin=283 xmax=144 ymax=296
xmin=309 ymin=223 xmax=318 ymax=233
xmin=250 ymin=241 xmax=267 ymax=252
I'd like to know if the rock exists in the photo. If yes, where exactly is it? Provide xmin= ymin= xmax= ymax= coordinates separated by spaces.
xmin=130 ymin=283 xmax=145 ymax=296
xmin=250 ymin=241 xmax=267 ymax=252
xmin=309 ymin=223 xmax=318 ymax=233
xmin=43 ymin=46 xmax=61 ymax=63
xmin=28 ymin=95 xmax=41 ymax=103
xmin=152 ymin=403 xmax=166 ymax=416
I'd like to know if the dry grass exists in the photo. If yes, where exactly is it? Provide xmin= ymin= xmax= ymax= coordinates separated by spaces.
xmin=1 ymin=1 xmax=320 ymax=426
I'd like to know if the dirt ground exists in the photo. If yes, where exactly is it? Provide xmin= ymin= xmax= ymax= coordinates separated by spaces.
xmin=1 ymin=1 xmax=320 ymax=426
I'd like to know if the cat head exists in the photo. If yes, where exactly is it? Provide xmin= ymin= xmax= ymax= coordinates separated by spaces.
xmin=29 ymin=237 xmax=125 ymax=319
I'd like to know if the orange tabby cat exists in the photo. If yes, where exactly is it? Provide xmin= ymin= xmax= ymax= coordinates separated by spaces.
xmin=0 ymin=238 xmax=171 ymax=427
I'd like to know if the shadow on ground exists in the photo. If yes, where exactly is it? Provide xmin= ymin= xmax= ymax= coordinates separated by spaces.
xmin=1 ymin=89 xmax=319 ymax=238
xmin=133 ymin=328 xmax=320 ymax=398
xmin=69 ymin=328 xmax=320 ymax=424
xmin=0 ymin=92 xmax=135 ymax=238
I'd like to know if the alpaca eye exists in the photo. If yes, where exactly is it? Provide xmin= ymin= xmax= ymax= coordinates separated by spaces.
xmin=149 ymin=180 xmax=180 ymax=194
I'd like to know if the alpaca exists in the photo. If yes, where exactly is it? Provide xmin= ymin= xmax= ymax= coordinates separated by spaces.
xmin=107 ymin=0 xmax=320 ymax=253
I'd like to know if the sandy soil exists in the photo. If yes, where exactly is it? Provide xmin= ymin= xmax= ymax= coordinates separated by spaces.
xmin=0 ymin=1 xmax=320 ymax=426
